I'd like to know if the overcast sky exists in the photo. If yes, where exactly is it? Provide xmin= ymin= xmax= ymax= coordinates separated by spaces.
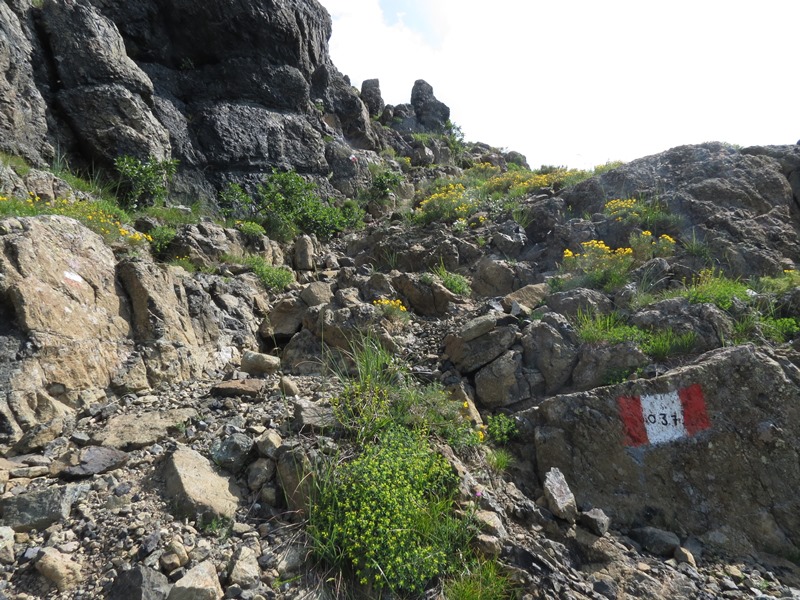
xmin=320 ymin=0 xmax=799 ymax=170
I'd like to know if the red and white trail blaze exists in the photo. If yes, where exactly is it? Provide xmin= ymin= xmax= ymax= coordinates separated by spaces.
xmin=617 ymin=384 xmax=711 ymax=447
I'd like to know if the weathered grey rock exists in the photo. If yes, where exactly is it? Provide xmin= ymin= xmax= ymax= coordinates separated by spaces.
xmin=360 ymin=78 xmax=384 ymax=117
xmin=445 ymin=326 xmax=516 ymax=374
xmin=92 ymin=408 xmax=197 ymax=450
xmin=458 ymin=315 xmax=500 ymax=342
xmin=58 ymin=446 xmax=128 ymax=480
xmin=299 ymin=281 xmax=334 ymax=307
xmin=571 ymin=342 xmax=649 ymax=391
xmin=475 ymin=510 xmax=507 ymax=539
xmin=0 ymin=2 xmax=50 ymax=163
xmin=210 ymin=433 xmax=254 ymax=474
xmin=543 ymin=467 xmax=578 ymax=523
xmin=522 ymin=314 xmax=581 ymax=395
xmin=547 ymin=288 xmax=614 ymax=319
xmin=410 ymin=79 xmax=450 ymax=133
xmin=579 ymin=508 xmax=611 ymax=537
xmin=493 ymin=220 xmax=528 ymax=257
xmin=228 ymin=545 xmax=260 ymax=589
xmin=674 ymin=546 xmax=697 ymax=567
xmin=526 ymin=345 xmax=800 ymax=554
xmin=210 ymin=379 xmax=265 ymax=398
xmin=0 ymin=527 xmax=14 ymax=564
xmin=631 ymin=297 xmax=732 ymax=353
xmin=167 ymin=560 xmax=222 ymax=600
xmin=275 ymin=543 xmax=306 ymax=575
xmin=279 ymin=376 xmax=301 ymax=397
xmin=393 ymin=273 xmax=456 ymax=317
xmin=35 ymin=547 xmax=83 ymax=593
xmin=475 ymin=350 xmax=544 ymax=407
xmin=294 ymin=235 xmax=316 ymax=271
xmin=632 ymin=526 xmax=681 ymax=557
xmin=276 ymin=444 xmax=312 ymax=514
xmin=247 ymin=458 xmax=276 ymax=491
xmin=501 ymin=283 xmax=549 ymax=313
xmin=261 ymin=297 xmax=308 ymax=341
xmin=0 ymin=483 xmax=87 ymax=531
xmin=0 ymin=217 xmax=131 ymax=443
xmin=108 ymin=564 xmax=171 ymax=600
xmin=162 ymin=445 xmax=241 ymax=521
xmin=240 ymin=350 xmax=281 ymax=376
xmin=293 ymin=398 xmax=335 ymax=432
xmin=471 ymin=257 xmax=516 ymax=297
xmin=255 ymin=430 xmax=283 ymax=460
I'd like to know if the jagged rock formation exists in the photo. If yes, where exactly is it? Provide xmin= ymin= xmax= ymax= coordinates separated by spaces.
xmin=1 ymin=0 xmax=800 ymax=598
xmin=0 ymin=0 xmax=469 ymax=205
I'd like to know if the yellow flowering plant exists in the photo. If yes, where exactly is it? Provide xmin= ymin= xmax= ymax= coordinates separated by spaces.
xmin=561 ymin=238 xmax=635 ymax=291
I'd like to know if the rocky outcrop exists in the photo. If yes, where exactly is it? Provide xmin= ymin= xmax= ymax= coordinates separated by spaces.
xmin=526 ymin=345 xmax=800 ymax=555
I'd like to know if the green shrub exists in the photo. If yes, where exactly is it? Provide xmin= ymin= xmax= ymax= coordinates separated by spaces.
xmin=256 ymin=171 xmax=354 ymax=241
xmin=308 ymin=425 xmax=470 ymax=595
xmin=331 ymin=378 xmax=392 ymax=444
xmin=485 ymin=448 xmax=514 ymax=474
xmin=561 ymin=240 xmax=634 ymax=292
xmin=603 ymin=197 xmax=681 ymax=233
xmin=114 ymin=155 xmax=178 ymax=209
xmin=486 ymin=413 xmax=518 ymax=444
xmin=431 ymin=261 xmax=471 ymax=296
xmin=760 ymin=316 xmax=800 ymax=344
xmin=224 ymin=254 xmax=294 ymax=290
xmin=237 ymin=220 xmax=266 ymax=240
xmin=149 ymin=226 xmax=177 ymax=255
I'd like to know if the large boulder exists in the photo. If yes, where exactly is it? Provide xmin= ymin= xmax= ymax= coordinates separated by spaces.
xmin=526 ymin=344 xmax=800 ymax=555
xmin=0 ymin=216 xmax=132 ymax=445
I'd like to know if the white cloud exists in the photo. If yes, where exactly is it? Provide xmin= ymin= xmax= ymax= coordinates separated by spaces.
xmin=321 ymin=0 xmax=800 ymax=169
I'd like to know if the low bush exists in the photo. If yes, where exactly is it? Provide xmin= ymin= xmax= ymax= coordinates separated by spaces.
xmin=309 ymin=425 xmax=471 ymax=595
xmin=561 ymin=239 xmax=634 ymax=291
xmin=431 ymin=261 xmax=471 ymax=296
xmin=114 ymin=155 xmax=178 ymax=209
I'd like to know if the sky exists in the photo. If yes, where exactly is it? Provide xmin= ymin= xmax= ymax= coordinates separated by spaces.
xmin=320 ymin=0 xmax=799 ymax=170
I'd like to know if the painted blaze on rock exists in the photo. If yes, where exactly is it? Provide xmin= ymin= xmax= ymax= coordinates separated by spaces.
xmin=617 ymin=384 xmax=710 ymax=446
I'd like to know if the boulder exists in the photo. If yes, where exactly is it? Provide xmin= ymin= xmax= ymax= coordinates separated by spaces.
xmin=393 ymin=273 xmax=455 ymax=317
xmin=240 ymin=350 xmax=281 ymax=376
xmin=474 ymin=350 xmax=544 ymax=408
xmin=108 ymin=565 xmax=171 ymax=600
xmin=522 ymin=314 xmax=581 ymax=394
xmin=167 ymin=560 xmax=222 ymax=600
xmin=444 ymin=325 xmax=517 ymax=374
xmin=526 ymin=345 xmax=800 ymax=554
xmin=162 ymin=445 xmax=241 ymax=521
xmin=0 ymin=483 xmax=88 ymax=532
xmin=35 ymin=548 xmax=83 ymax=593
xmin=543 ymin=467 xmax=578 ymax=523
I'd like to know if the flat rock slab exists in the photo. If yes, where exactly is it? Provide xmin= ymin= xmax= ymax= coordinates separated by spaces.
xmin=92 ymin=409 xmax=197 ymax=450
xmin=210 ymin=379 xmax=265 ymax=398
xmin=57 ymin=446 xmax=129 ymax=480
xmin=162 ymin=445 xmax=241 ymax=521
xmin=0 ymin=483 xmax=88 ymax=531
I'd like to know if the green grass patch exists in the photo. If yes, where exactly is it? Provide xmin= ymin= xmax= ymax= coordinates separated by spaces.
xmin=641 ymin=330 xmax=697 ymax=361
xmin=225 ymin=254 xmax=294 ymax=290
xmin=680 ymin=268 xmax=751 ymax=311
xmin=574 ymin=311 xmax=648 ymax=345
xmin=431 ymin=261 xmax=471 ymax=296
xmin=443 ymin=558 xmax=517 ymax=600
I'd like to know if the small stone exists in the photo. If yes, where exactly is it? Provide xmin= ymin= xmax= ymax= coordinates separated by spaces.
xmin=240 ymin=351 xmax=281 ymax=376
xmin=247 ymin=458 xmax=276 ymax=491
xmin=229 ymin=545 xmax=260 ymax=589
xmin=210 ymin=380 xmax=265 ymax=398
xmin=276 ymin=544 xmax=306 ymax=576
xmin=35 ymin=548 xmax=83 ymax=592
xmin=108 ymin=564 xmax=170 ymax=600
xmin=631 ymin=526 xmax=680 ymax=557
xmin=167 ymin=561 xmax=223 ymax=600
xmin=59 ymin=446 xmax=129 ymax=480
xmin=0 ymin=527 xmax=15 ymax=564
xmin=278 ymin=377 xmax=301 ymax=397
xmin=674 ymin=546 xmax=697 ymax=567
xmin=210 ymin=433 xmax=254 ymax=474
xmin=292 ymin=398 xmax=335 ymax=432
xmin=474 ymin=510 xmax=507 ymax=538
xmin=255 ymin=430 xmax=283 ymax=459
xmin=472 ymin=534 xmax=502 ymax=557
xmin=579 ymin=508 xmax=610 ymax=536
xmin=543 ymin=467 xmax=578 ymax=523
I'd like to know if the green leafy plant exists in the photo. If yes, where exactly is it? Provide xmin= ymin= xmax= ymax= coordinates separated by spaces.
xmin=114 ymin=155 xmax=178 ymax=209
xmin=256 ymin=171 xmax=358 ymax=241
xmin=561 ymin=240 xmax=634 ymax=291
xmin=431 ymin=261 xmax=471 ymax=296
xmin=486 ymin=413 xmax=518 ymax=445
xmin=0 ymin=152 xmax=31 ymax=176
xmin=308 ymin=425 xmax=470 ymax=595
xmin=224 ymin=254 xmax=294 ymax=290
xmin=149 ymin=225 xmax=177 ymax=255
xmin=603 ymin=196 xmax=681 ymax=233
xmin=237 ymin=220 xmax=267 ymax=240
